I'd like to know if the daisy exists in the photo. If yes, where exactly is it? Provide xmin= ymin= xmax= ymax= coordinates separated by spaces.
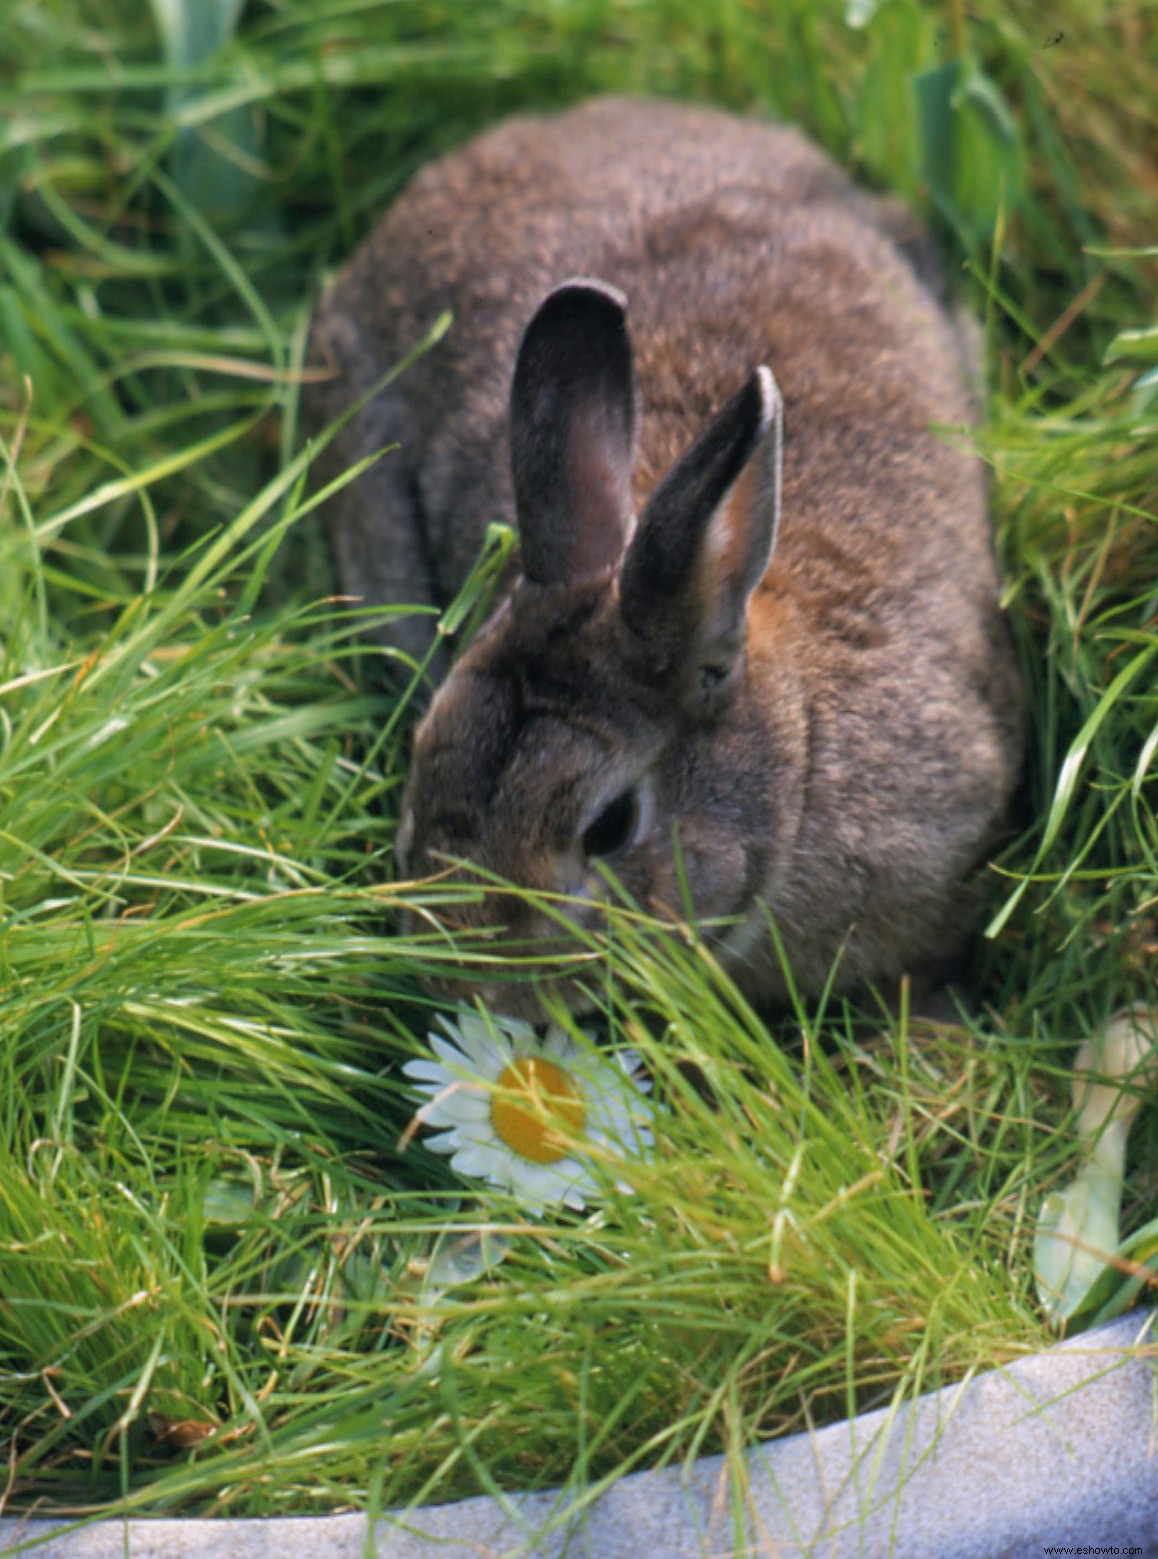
xmin=402 ymin=1006 xmax=654 ymax=1210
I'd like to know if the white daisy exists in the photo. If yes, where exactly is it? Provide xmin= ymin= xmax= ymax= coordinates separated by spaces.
xmin=402 ymin=1005 xmax=654 ymax=1210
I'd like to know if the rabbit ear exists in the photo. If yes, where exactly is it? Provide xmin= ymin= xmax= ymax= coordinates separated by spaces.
xmin=620 ymin=367 xmax=783 ymax=697
xmin=510 ymin=279 xmax=637 ymax=587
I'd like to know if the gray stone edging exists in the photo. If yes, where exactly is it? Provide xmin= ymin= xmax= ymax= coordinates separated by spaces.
xmin=3 ymin=1310 xmax=1156 ymax=1557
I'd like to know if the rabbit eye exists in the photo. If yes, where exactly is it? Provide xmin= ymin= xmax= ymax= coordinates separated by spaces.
xmin=581 ymin=788 xmax=639 ymax=860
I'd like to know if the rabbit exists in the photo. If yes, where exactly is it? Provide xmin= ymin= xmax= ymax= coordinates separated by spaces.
xmin=303 ymin=97 xmax=1024 ymax=1015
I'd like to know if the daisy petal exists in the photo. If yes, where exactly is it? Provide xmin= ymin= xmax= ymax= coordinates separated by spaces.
xmin=451 ymin=1142 xmax=505 ymax=1180
xmin=419 ymin=1093 xmax=489 ymax=1129
xmin=430 ymin=1035 xmax=470 ymax=1070
xmin=420 ymin=1129 xmax=463 ymax=1157
xmin=407 ymin=1008 xmax=655 ymax=1212
xmin=403 ymin=1055 xmax=455 ymax=1080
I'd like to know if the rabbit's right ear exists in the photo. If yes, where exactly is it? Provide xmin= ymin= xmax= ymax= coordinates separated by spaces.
xmin=619 ymin=367 xmax=782 ymax=705
xmin=510 ymin=279 xmax=637 ymax=588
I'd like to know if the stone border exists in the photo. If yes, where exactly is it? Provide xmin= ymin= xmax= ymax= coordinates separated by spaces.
xmin=3 ymin=1310 xmax=1157 ymax=1557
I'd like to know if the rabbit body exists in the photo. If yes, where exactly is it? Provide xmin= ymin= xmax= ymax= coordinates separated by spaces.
xmin=305 ymin=98 xmax=1023 ymax=1011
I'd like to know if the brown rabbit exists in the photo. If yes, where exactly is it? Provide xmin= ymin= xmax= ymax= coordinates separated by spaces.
xmin=303 ymin=97 xmax=1023 ymax=1014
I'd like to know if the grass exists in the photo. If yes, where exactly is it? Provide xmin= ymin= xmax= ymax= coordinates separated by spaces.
xmin=1 ymin=0 xmax=1157 ymax=1537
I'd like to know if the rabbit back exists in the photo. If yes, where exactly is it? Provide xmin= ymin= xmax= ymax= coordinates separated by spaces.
xmin=304 ymin=97 xmax=1023 ymax=1006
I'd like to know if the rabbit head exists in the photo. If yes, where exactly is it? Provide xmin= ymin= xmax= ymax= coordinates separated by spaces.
xmin=396 ymin=279 xmax=801 ymax=1016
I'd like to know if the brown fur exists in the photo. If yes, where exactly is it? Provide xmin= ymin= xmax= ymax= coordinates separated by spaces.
xmin=303 ymin=98 xmax=1024 ymax=1014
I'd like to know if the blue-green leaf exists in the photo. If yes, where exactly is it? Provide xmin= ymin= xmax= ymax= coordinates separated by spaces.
xmin=149 ymin=0 xmax=247 ymax=72
xmin=1105 ymin=325 xmax=1158 ymax=365
xmin=851 ymin=0 xmax=932 ymax=196
xmin=147 ymin=0 xmax=264 ymax=227
xmin=845 ymin=0 xmax=885 ymax=25
xmin=914 ymin=56 xmax=1023 ymax=251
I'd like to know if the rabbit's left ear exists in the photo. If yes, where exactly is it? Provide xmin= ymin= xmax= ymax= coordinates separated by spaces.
xmin=620 ymin=367 xmax=783 ymax=701
xmin=510 ymin=278 xmax=637 ymax=588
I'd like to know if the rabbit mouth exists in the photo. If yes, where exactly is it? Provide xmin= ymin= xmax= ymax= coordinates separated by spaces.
xmin=421 ymin=969 xmax=601 ymax=1024
xmin=409 ymin=921 xmax=605 ymax=1021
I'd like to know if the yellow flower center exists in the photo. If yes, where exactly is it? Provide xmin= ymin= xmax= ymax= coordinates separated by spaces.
xmin=490 ymin=1057 xmax=586 ymax=1165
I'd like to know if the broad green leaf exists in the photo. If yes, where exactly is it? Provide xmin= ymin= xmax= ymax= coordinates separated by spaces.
xmin=147 ymin=0 xmax=265 ymax=227
xmin=1034 ymin=1156 xmax=1124 ymax=1323
xmin=1088 ymin=1215 xmax=1158 ymax=1327
xmin=914 ymin=56 xmax=1023 ymax=251
xmin=845 ymin=0 xmax=884 ymax=25
xmin=852 ymin=0 xmax=931 ymax=196
xmin=149 ymin=0 xmax=247 ymax=69
xmin=1105 ymin=325 xmax=1158 ymax=365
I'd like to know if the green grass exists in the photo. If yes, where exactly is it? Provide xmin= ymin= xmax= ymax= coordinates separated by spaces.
xmin=1 ymin=0 xmax=1156 ymax=1534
